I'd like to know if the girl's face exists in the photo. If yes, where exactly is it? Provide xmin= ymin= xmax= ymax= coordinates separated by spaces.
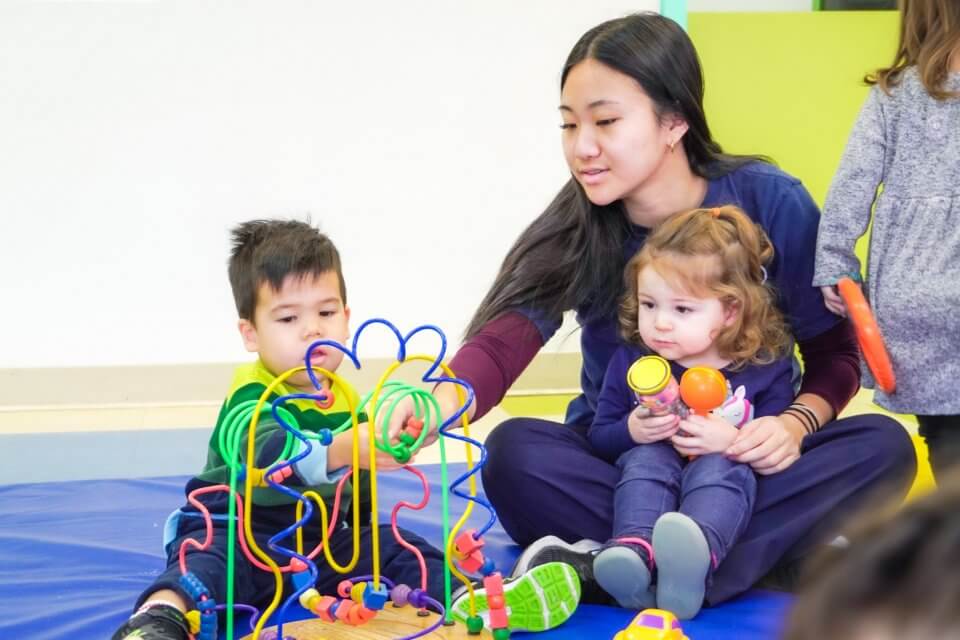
xmin=559 ymin=59 xmax=685 ymax=211
xmin=635 ymin=264 xmax=736 ymax=369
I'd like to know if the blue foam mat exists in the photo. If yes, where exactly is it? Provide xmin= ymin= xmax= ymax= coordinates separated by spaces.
xmin=0 ymin=464 xmax=790 ymax=639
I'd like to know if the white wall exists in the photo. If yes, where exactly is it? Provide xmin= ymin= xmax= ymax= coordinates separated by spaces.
xmin=0 ymin=1 xmax=653 ymax=369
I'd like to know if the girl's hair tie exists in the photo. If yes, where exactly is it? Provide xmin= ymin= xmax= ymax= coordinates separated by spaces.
xmin=709 ymin=207 xmax=722 ymax=218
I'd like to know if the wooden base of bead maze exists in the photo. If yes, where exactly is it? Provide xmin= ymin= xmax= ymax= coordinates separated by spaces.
xmin=240 ymin=606 xmax=492 ymax=639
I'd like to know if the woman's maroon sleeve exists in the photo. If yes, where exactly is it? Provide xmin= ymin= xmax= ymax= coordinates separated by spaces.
xmin=797 ymin=319 xmax=861 ymax=415
xmin=447 ymin=311 xmax=545 ymax=419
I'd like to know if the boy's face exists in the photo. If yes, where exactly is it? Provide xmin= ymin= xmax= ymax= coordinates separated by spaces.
xmin=238 ymin=271 xmax=350 ymax=393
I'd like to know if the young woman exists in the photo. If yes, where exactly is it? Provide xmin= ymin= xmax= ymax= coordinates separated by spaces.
xmin=396 ymin=12 xmax=916 ymax=606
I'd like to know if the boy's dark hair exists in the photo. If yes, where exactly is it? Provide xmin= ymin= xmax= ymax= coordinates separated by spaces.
xmin=228 ymin=219 xmax=346 ymax=321
xmin=783 ymin=472 xmax=960 ymax=640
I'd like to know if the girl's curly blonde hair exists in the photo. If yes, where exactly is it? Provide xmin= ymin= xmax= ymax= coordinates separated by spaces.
xmin=619 ymin=205 xmax=791 ymax=370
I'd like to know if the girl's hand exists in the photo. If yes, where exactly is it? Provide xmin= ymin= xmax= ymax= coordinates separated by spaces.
xmin=725 ymin=415 xmax=804 ymax=475
xmin=627 ymin=407 xmax=680 ymax=444
xmin=820 ymin=285 xmax=847 ymax=317
xmin=671 ymin=413 xmax=739 ymax=457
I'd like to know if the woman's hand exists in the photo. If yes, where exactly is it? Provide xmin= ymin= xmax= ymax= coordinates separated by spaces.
xmin=381 ymin=395 xmax=436 ymax=448
xmin=671 ymin=413 xmax=739 ymax=457
xmin=820 ymin=285 xmax=847 ymax=317
xmin=627 ymin=407 xmax=680 ymax=444
xmin=381 ymin=381 xmax=475 ymax=451
xmin=725 ymin=414 xmax=805 ymax=475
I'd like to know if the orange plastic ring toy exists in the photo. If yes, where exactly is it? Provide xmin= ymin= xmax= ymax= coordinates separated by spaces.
xmin=837 ymin=277 xmax=896 ymax=394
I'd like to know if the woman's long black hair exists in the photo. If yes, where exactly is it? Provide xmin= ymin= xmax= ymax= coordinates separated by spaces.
xmin=465 ymin=12 xmax=768 ymax=338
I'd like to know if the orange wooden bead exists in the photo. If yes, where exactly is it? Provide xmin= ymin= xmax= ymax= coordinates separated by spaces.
xmin=347 ymin=604 xmax=366 ymax=625
xmin=455 ymin=530 xmax=484 ymax=556
xmin=482 ymin=573 xmax=504 ymax=597
xmin=315 ymin=596 xmax=338 ymax=623
xmin=488 ymin=606 xmax=509 ymax=629
xmin=288 ymin=557 xmax=308 ymax=572
xmin=334 ymin=599 xmax=354 ymax=622
xmin=356 ymin=606 xmax=377 ymax=623
xmin=460 ymin=550 xmax=485 ymax=573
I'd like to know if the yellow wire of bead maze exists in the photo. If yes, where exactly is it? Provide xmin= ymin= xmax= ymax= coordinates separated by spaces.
xmin=234 ymin=354 xmax=488 ymax=639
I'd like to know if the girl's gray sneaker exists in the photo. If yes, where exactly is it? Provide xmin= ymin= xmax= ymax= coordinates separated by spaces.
xmin=652 ymin=512 xmax=712 ymax=620
xmin=593 ymin=544 xmax=656 ymax=610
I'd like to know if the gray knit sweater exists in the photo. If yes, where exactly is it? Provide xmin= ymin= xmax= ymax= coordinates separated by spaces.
xmin=814 ymin=67 xmax=960 ymax=414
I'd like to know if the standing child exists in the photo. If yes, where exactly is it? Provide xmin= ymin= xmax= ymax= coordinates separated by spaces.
xmin=110 ymin=219 xmax=580 ymax=640
xmin=814 ymin=0 xmax=960 ymax=479
xmin=589 ymin=206 xmax=794 ymax=619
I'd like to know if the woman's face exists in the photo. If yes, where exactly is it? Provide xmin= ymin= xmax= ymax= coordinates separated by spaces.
xmin=559 ymin=59 xmax=683 ymax=208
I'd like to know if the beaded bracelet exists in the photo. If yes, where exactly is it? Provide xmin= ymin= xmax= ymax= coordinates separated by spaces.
xmin=783 ymin=403 xmax=820 ymax=435
xmin=782 ymin=408 xmax=815 ymax=435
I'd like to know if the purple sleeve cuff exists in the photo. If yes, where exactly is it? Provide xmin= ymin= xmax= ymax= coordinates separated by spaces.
xmin=797 ymin=319 xmax=860 ymax=415
xmin=448 ymin=311 xmax=545 ymax=420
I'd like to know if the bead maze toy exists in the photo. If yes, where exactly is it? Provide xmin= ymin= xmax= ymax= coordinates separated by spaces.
xmin=171 ymin=319 xmax=556 ymax=640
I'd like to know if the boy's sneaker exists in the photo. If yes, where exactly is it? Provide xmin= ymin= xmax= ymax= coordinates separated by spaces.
xmin=509 ymin=535 xmax=608 ymax=604
xmin=450 ymin=561 xmax=581 ymax=632
xmin=111 ymin=604 xmax=190 ymax=640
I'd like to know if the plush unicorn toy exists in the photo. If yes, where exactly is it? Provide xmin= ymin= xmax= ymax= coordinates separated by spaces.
xmin=714 ymin=385 xmax=754 ymax=428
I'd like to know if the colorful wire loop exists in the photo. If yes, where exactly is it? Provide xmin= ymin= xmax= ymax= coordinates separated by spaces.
xmin=176 ymin=319 xmax=500 ymax=640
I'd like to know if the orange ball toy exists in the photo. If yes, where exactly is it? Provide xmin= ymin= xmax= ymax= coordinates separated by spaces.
xmin=679 ymin=367 xmax=727 ymax=415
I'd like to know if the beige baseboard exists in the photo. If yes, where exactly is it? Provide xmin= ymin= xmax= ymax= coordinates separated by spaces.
xmin=0 ymin=352 xmax=582 ymax=432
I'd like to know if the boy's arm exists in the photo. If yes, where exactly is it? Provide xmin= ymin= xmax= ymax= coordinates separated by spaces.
xmin=288 ymin=428 xmax=350 ymax=486
xmin=256 ymin=424 xmax=401 ymax=489
xmin=324 ymin=425 xmax=406 ymax=474
xmin=242 ymin=414 xmax=349 ymax=486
